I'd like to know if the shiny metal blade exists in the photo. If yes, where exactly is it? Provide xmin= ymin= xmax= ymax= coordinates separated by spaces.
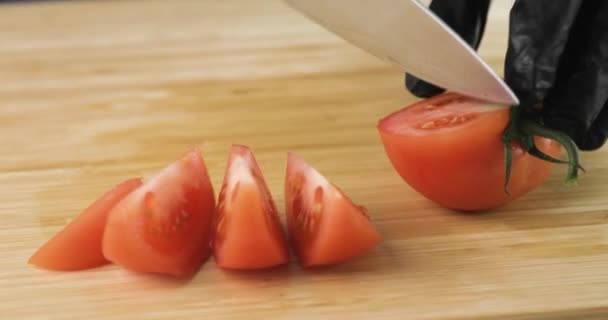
xmin=286 ymin=0 xmax=519 ymax=105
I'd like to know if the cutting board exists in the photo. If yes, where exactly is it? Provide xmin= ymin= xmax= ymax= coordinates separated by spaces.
xmin=1 ymin=1 xmax=607 ymax=319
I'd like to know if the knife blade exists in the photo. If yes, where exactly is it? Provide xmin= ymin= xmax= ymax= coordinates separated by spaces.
xmin=285 ymin=0 xmax=519 ymax=106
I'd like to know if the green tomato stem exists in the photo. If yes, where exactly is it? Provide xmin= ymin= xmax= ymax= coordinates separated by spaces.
xmin=522 ymin=134 xmax=575 ymax=165
xmin=519 ymin=118 xmax=583 ymax=184
xmin=501 ymin=106 xmax=584 ymax=193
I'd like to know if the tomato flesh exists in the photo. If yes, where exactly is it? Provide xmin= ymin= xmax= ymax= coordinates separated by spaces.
xmin=102 ymin=149 xmax=215 ymax=277
xmin=378 ymin=92 xmax=561 ymax=211
xmin=212 ymin=145 xmax=289 ymax=270
xmin=285 ymin=153 xmax=382 ymax=267
xmin=29 ymin=178 xmax=142 ymax=271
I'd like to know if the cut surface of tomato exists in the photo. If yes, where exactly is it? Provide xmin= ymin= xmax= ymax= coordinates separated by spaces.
xmin=29 ymin=178 xmax=142 ymax=271
xmin=285 ymin=153 xmax=382 ymax=267
xmin=378 ymin=92 xmax=561 ymax=211
xmin=213 ymin=145 xmax=289 ymax=270
xmin=102 ymin=148 xmax=215 ymax=277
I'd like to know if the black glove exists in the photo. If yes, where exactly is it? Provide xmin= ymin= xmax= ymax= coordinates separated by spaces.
xmin=405 ymin=0 xmax=608 ymax=151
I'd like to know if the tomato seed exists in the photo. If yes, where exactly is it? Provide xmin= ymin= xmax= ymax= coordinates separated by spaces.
xmin=418 ymin=114 xmax=476 ymax=129
xmin=312 ymin=203 xmax=322 ymax=215
xmin=420 ymin=121 xmax=435 ymax=129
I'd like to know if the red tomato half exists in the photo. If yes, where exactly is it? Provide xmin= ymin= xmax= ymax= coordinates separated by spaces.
xmin=378 ymin=92 xmax=561 ymax=211
xmin=212 ymin=145 xmax=289 ymax=270
xmin=102 ymin=149 xmax=215 ymax=277
xmin=29 ymin=178 xmax=142 ymax=271
xmin=285 ymin=153 xmax=382 ymax=267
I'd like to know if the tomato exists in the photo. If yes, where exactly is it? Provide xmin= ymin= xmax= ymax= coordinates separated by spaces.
xmin=377 ymin=92 xmax=561 ymax=211
xmin=29 ymin=178 xmax=142 ymax=271
xmin=102 ymin=148 xmax=215 ymax=277
xmin=285 ymin=153 xmax=382 ymax=267
xmin=212 ymin=145 xmax=289 ymax=270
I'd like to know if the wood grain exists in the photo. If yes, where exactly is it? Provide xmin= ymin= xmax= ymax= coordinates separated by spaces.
xmin=1 ymin=1 xmax=607 ymax=319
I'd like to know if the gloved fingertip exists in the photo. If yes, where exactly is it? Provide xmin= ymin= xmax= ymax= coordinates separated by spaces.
xmin=579 ymin=134 xmax=607 ymax=151
xmin=405 ymin=73 xmax=445 ymax=98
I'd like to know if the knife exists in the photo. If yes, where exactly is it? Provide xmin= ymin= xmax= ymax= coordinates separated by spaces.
xmin=285 ymin=0 xmax=519 ymax=106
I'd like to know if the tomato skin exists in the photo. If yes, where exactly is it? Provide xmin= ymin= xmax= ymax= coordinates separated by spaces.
xmin=102 ymin=148 xmax=215 ymax=277
xmin=301 ymin=198 xmax=382 ymax=266
xmin=285 ymin=153 xmax=382 ymax=267
xmin=378 ymin=93 xmax=561 ymax=211
xmin=213 ymin=145 xmax=289 ymax=270
xmin=28 ymin=178 xmax=142 ymax=271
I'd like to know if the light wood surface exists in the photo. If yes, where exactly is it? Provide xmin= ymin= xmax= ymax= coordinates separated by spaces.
xmin=2 ymin=1 xmax=608 ymax=319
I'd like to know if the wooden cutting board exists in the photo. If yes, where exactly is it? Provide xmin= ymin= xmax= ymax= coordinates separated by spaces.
xmin=1 ymin=1 xmax=607 ymax=319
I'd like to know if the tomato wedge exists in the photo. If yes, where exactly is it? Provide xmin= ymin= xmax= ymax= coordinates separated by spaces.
xmin=212 ymin=145 xmax=289 ymax=270
xmin=378 ymin=92 xmax=561 ymax=211
xmin=285 ymin=153 xmax=382 ymax=267
xmin=29 ymin=178 xmax=142 ymax=271
xmin=102 ymin=148 xmax=215 ymax=277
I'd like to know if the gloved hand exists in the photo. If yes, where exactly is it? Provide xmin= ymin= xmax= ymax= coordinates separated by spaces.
xmin=405 ymin=0 xmax=608 ymax=151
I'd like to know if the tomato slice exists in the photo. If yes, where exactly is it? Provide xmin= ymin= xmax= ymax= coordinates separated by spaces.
xmin=285 ymin=153 xmax=382 ymax=267
xmin=212 ymin=145 xmax=289 ymax=270
xmin=29 ymin=178 xmax=142 ymax=271
xmin=102 ymin=148 xmax=215 ymax=277
xmin=378 ymin=92 xmax=561 ymax=211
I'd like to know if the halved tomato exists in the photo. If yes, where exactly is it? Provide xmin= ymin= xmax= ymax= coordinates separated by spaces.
xmin=378 ymin=92 xmax=561 ymax=211
xmin=29 ymin=178 xmax=142 ymax=271
xmin=102 ymin=148 xmax=215 ymax=277
xmin=212 ymin=145 xmax=289 ymax=270
xmin=285 ymin=153 xmax=382 ymax=267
